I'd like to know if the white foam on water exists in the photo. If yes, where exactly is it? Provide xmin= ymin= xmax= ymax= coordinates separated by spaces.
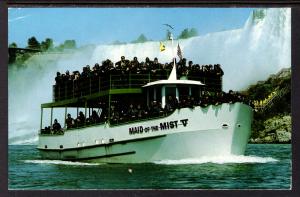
xmin=23 ymin=155 xmax=278 ymax=166
xmin=154 ymin=155 xmax=278 ymax=165
xmin=23 ymin=159 xmax=101 ymax=166
xmin=10 ymin=136 xmax=38 ymax=145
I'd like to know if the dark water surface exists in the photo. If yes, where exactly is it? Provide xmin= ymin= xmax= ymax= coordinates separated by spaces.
xmin=8 ymin=144 xmax=291 ymax=189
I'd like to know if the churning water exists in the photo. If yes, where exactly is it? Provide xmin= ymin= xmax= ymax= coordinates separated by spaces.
xmin=8 ymin=144 xmax=291 ymax=189
xmin=8 ymin=8 xmax=291 ymax=144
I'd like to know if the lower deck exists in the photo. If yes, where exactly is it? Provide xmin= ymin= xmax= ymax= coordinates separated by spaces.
xmin=38 ymin=103 xmax=253 ymax=163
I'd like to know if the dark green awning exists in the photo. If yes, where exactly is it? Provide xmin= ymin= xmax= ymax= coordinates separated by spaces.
xmin=41 ymin=88 xmax=142 ymax=108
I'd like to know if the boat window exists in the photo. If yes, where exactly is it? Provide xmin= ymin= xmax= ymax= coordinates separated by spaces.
xmin=166 ymin=87 xmax=176 ymax=98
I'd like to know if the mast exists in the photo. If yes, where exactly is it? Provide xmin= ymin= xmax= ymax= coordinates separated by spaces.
xmin=162 ymin=25 xmax=178 ymax=108
xmin=168 ymin=31 xmax=177 ymax=81
xmin=163 ymin=24 xmax=177 ymax=81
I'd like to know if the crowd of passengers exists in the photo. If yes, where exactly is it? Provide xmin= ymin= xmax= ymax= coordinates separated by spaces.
xmin=42 ymin=90 xmax=250 ymax=134
xmin=54 ymin=56 xmax=224 ymax=97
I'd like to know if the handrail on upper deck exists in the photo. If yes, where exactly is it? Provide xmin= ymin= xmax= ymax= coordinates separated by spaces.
xmin=52 ymin=71 xmax=222 ymax=102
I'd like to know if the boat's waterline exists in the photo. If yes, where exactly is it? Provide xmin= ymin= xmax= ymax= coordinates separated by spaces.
xmin=38 ymin=102 xmax=253 ymax=163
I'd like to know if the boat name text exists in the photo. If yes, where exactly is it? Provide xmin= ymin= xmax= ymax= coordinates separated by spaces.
xmin=129 ymin=119 xmax=188 ymax=135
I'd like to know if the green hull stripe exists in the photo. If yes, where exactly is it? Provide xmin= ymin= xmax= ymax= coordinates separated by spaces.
xmin=66 ymin=151 xmax=136 ymax=161
xmin=38 ymin=134 xmax=166 ymax=151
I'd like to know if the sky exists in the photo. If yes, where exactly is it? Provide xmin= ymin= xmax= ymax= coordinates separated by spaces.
xmin=8 ymin=8 xmax=254 ymax=48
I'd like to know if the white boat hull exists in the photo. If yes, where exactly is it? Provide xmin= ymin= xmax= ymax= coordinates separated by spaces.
xmin=37 ymin=103 xmax=253 ymax=163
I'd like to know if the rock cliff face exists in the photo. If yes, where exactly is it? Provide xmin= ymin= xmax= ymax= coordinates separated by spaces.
xmin=243 ymin=67 xmax=291 ymax=144
xmin=249 ymin=115 xmax=291 ymax=143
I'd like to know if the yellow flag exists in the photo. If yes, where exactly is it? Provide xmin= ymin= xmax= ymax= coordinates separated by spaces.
xmin=160 ymin=42 xmax=165 ymax=52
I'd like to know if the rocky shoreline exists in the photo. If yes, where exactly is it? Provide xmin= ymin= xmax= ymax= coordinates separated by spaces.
xmin=249 ymin=115 xmax=291 ymax=144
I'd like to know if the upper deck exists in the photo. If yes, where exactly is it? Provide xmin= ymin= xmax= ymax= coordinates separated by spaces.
xmin=51 ymin=63 xmax=223 ymax=106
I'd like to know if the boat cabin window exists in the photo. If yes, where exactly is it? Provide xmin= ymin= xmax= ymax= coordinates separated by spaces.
xmin=148 ymin=87 xmax=162 ymax=103
xmin=178 ymin=87 xmax=190 ymax=101
xmin=165 ymin=87 xmax=177 ymax=99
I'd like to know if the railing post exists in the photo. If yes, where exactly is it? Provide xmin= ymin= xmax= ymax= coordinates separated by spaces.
xmin=64 ymin=106 xmax=67 ymax=129
xmin=129 ymin=72 xmax=131 ymax=88
xmin=221 ymin=76 xmax=223 ymax=91
xmin=65 ymin=83 xmax=67 ymax=100
xmin=147 ymin=89 xmax=149 ymax=106
xmin=99 ymin=76 xmax=101 ymax=93
xmin=84 ymin=100 xmax=87 ymax=126
xmin=90 ymin=77 xmax=92 ymax=95
xmin=72 ymin=81 xmax=75 ymax=98
xmin=110 ymin=75 xmax=112 ymax=90
xmin=50 ymin=107 xmax=53 ymax=128
xmin=77 ymin=107 xmax=79 ymax=117
xmin=58 ymin=85 xmax=61 ymax=101
xmin=108 ymin=94 xmax=111 ymax=121
xmin=40 ymin=107 xmax=43 ymax=131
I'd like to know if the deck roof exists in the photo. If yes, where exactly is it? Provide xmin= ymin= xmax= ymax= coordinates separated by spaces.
xmin=41 ymin=88 xmax=142 ymax=108
xmin=143 ymin=79 xmax=204 ymax=87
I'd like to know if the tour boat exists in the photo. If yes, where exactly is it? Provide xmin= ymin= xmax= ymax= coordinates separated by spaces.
xmin=37 ymin=35 xmax=253 ymax=163
xmin=37 ymin=61 xmax=253 ymax=163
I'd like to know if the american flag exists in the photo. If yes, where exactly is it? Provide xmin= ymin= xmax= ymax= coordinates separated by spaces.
xmin=177 ymin=44 xmax=183 ymax=60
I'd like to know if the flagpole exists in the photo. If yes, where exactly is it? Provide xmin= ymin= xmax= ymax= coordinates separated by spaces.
xmin=171 ymin=33 xmax=175 ymax=65
xmin=168 ymin=31 xmax=177 ymax=80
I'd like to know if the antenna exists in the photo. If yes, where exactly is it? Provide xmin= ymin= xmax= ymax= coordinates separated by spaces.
xmin=163 ymin=24 xmax=177 ymax=81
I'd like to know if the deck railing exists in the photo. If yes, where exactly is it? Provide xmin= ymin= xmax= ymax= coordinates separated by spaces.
xmin=39 ymin=107 xmax=175 ymax=136
xmin=254 ymin=84 xmax=290 ymax=112
xmin=53 ymin=72 xmax=222 ymax=101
